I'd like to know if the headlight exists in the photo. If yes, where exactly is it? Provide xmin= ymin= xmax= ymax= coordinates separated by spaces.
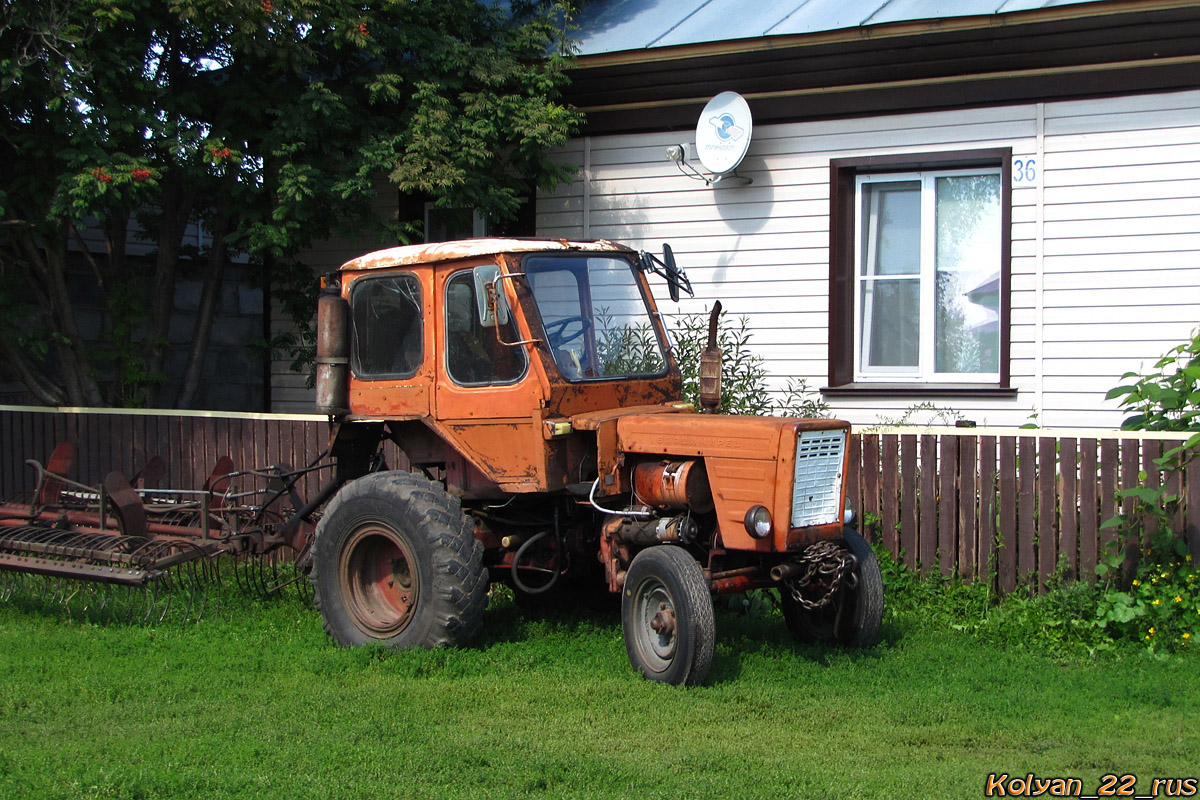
xmin=744 ymin=505 xmax=772 ymax=539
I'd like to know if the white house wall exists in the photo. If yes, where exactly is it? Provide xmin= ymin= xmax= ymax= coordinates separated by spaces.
xmin=538 ymin=88 xmax=1200 ymax=428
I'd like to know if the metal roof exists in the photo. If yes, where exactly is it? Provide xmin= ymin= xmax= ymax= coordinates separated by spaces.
xmin=573 ymin=0 xmax=1113 ymax=55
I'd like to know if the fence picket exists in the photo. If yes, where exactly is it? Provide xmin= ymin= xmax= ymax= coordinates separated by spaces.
xmin=1018 ymin=437 xmax=1036 ymax=588
xmin=938 ymin=436 xmax=957 ymax=577
xmin=1187 ymin=456 xmax=1200 ymax=561
xmin=1060 ymin=438 xmax=1079 ymax=581
xmin=1079 ymin=438 xmax=1098 ymax=581
xmin=1038 ymin=437 xmax=1057 ymax=592
xmin=900 ymin=435 xmax=918 ymax=571
xmin=846 ymin=434 xmax=861 ymax=531
xmin=881 ymin=435 xmax=899 ymax=555
xmin=862 ymin=434 xmax=880 ymax=543
xmin=998 ymin=436 xmax=1017 ymax=594
xmin=979 ymin=436 xmax=997 ymax=586
xmin=958 ymin=436 xmax=977 ymax=580
xmin=919 ymin=434 xmax=937 ymax=575
xmin=1120 ymin=440 xmax=1141 ymax=580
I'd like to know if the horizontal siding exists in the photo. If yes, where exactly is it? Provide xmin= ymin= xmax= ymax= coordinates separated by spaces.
xmin=541 ymin=88 xmax=1200 ymax=428
xmin=269 ymin=181 xmax=398 ymax=414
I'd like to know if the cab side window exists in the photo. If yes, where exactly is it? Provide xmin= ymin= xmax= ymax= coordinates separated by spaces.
xmin=350 ymin=274 xmax=423 ymax=378
xmin=445 ymin=270 xmax=526 ymax=385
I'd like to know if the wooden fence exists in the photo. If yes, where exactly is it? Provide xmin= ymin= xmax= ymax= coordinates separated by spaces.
xmin=2 ymin=407 xmax=1197 ymax=593
xmin=845 ymin=427 xmax=1199 ymax=592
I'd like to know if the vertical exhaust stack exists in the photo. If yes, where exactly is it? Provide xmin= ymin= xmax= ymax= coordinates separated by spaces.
xmin=699 ymin=301 xmax=722 ymax=413
xmin=315 ymin=284 xmax=350 ymax=416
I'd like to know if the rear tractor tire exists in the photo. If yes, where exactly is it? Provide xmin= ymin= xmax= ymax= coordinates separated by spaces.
xmin=310 ymin=471 xmax=488 ymax=649
xmin=780 ymin=528 xmax=884 ymax=648
xmin=621 ymin=545 xmax=715 ymax=686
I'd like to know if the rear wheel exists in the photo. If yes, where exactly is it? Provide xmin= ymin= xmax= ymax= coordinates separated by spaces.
xmin=780 ymin=528 xmax=884 ymax=648
xmin=621 ymin=546 xmax=714 ymax=686
xmin=310 ymin=472 xmax=488 ymax=648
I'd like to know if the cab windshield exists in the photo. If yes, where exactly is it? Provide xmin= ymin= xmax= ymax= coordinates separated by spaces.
xmin=524 ymin=254 xmax=668 ymax=381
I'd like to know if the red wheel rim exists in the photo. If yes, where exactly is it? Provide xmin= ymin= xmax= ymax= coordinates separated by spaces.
xmin=339 ymin=523 xmax=419 ymax=636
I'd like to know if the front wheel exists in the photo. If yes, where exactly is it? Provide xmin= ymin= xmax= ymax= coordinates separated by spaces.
xmin=310 ymin=472 xmax=488 ymax=649
xmin=621 ymin=546 xmax=714 ymax=686
xmin=780 ymin=528 xmax=884 ymax=648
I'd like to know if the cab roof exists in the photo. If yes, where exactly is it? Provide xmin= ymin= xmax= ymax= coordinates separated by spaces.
xmin=338 ymin=238 xmax=635 ymax=273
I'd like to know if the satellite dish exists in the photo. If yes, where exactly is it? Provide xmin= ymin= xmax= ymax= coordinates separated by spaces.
xmin=695 ymin=92 xmax=753 ymax=176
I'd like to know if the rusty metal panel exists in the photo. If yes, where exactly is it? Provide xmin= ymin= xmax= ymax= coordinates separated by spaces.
xmin=340 ymin=238 xmax=632 ymax=273
xmin=616 ymin=413 xmax=805 ymax=460
xmin=704 ymin=456 xmax=779 ymax=552
xmin=438 ymin=419 xmax=544 ymax=491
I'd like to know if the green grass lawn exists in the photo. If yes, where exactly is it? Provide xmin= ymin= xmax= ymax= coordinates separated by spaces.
xmin=1 ymin=580 xmax=1197 ymax=800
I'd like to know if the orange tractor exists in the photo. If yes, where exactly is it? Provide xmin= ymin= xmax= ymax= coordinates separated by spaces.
xmin=310 ymin=238 xmax=883 ymax=685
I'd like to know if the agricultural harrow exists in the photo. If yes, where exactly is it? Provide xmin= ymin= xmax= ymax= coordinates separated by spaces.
xmin=0 ymin=441 xmax=329 ymax=622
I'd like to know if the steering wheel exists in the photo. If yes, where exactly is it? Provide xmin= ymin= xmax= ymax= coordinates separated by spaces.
xmin=543 ymin=315 xmax=591 ymax=348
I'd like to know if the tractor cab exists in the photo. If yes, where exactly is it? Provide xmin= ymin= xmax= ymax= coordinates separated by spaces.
xmin=318 ymin=239 xmax=694 ymax=495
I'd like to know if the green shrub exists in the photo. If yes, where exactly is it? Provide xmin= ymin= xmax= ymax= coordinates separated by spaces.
xmin=1093 ymin=329 xmax=1200 ymax=651
xmin=669 ymin=308 xmax=829 ymax=417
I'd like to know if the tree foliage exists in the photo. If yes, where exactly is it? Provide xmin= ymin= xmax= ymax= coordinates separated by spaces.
xmin=0 ymin=0 xmax=580 ymax=407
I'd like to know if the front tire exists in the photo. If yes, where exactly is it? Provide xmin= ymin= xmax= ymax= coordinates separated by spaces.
xmin=780 ymin=528 xmax=884 ymax=648
xmin=310 ymin=472 xmax=488 ymax=649
xmin=621 ymin=546 xmax=714 ymax=686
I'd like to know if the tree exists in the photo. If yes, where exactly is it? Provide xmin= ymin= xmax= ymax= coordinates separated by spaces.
xmin=0 ymin=0 xmax=580 ymax=407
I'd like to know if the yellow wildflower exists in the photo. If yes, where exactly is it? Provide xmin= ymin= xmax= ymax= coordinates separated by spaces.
xmin=1132 ymin=579 xmax=1140 ymax=586
xmin=1188 ymin=555 xmax=1193 ymax=562
xmin=1153 ymin=598 xmax=1162 ymax=606
xmin=1176 ymin=596 xmax=1184 ymax=603
xmin=1149 ymin=627 xmax=1156 ymax=634
xmin=1184 ymin=633 xmax=1192 ymax=640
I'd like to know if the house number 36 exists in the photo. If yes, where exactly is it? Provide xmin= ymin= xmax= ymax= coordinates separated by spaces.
xmin=1012 ymin=157 xmax=1038 ymax=187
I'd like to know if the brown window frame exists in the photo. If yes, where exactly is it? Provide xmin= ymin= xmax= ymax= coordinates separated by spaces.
xmin=826 ymin=148 xmax=1015 ymax=399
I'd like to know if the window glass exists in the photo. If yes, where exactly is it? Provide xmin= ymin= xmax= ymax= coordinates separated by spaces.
xmin=445 ymin=270 xmax=527 ymax=385
xmin=934 ymin=175 xmax=1001 ymax=375
xmin=854 ymin=168 xmax=1001 ymax=383
xmin=525 ymin=255 xmax=667 ymax=380
xmin=350 ymin=274 xmax=423 ymax=378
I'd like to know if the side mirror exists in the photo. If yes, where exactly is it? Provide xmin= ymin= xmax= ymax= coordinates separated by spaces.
xmin=664 ymin=244 xmax=680 ymax=303
xmin=473 ymin=264 xmax=510 ymax=328
xmin=639 ymin=244 xmax=693 ymax=302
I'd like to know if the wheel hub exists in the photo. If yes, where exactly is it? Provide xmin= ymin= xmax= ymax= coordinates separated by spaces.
xmin=339 ymin=523 xmax=419 ymax=637
xmin=650 ymin=603 xmax=676 ymax=637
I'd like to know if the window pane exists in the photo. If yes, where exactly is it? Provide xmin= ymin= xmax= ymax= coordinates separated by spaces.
xmin=860 ymin=278 xmax=919 ymax=369
xmin=350 ymin=274 xmax=423 ymax=378
xmin=861 ymin=181 xmax=921 ymax=276
xmin=445 ymin=271 xmax=526 ymax=385
xmin=526 ymin=255 xmax=666 ymax=380
xmin=935 ymin=175 xmax=1001 ymax=374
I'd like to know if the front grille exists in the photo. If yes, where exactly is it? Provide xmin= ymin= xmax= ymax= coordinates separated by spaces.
xmin=790 ymin=429 xmax=847 ymax=528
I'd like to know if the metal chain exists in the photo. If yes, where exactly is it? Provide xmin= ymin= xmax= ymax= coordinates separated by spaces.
xmin=786 ymin=540 xmax=858 ymax=611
